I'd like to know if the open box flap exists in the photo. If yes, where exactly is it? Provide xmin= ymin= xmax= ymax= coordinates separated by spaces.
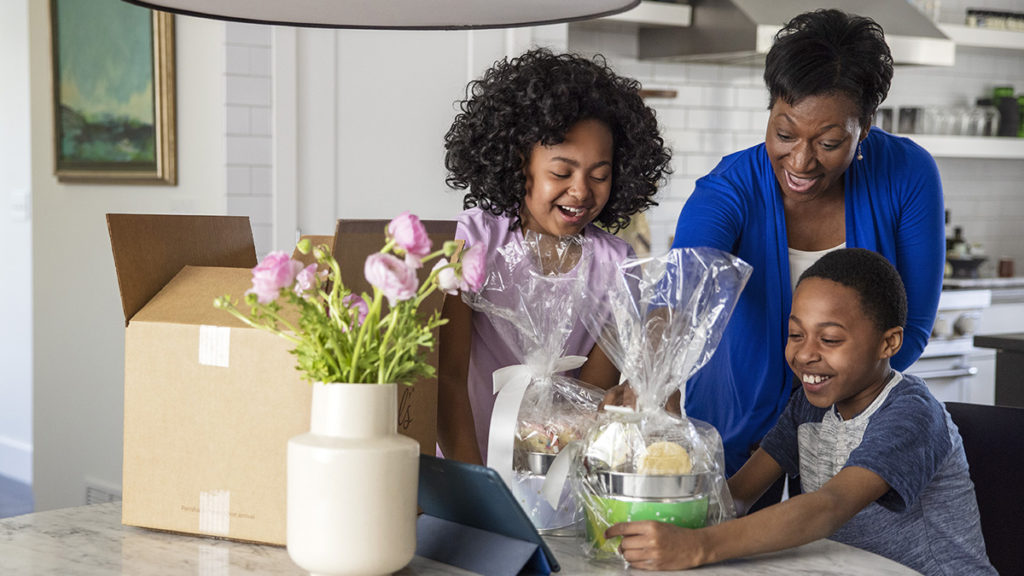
xmin=132 ymin=266 xmax=258 ymax=326
xmin=107 ymin=214 xmax=257 ymax=325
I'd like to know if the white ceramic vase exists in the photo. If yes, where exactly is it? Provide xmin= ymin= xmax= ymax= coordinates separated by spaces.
xmin=287 ymin=382 xmax=419 ymax=576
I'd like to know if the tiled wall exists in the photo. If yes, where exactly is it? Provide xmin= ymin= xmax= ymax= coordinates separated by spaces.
xmin=225 ymin=23 xmax=274 ymax=257
xmin=570 ymin=0 xmax=1024 ymax=277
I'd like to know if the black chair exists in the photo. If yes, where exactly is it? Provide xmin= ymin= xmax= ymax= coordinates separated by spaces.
xmin=945 ymin=402 xmax=1024 ymax=576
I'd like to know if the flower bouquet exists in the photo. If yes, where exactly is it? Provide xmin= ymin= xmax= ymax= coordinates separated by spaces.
xmin=214 ymin=212 xmax=486 ymax=385
xmin=213 ymin=212 xmax=485 ymax=576
xmin=462 ymin=231 xmax=604 ymax=533
xmin=571 ymin=247 xmax=752 ymax=562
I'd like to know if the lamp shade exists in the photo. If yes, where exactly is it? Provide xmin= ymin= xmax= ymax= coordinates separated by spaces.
xmin=121 ymin=0 xmax=641 ymax=29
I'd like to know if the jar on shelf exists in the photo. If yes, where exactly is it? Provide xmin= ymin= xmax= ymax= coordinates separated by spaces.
xmin=974 ymin=98 xmax=1000 ymax=137
xmin=994 ymin=86 xmax=1019 ymax=137
xmin=1018 ymin=95 xmax=1024 ymax=137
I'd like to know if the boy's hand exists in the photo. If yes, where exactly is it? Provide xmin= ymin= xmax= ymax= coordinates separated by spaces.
xmin=598 ymin=383 xmax=636 ymax=411
xmin=605 ymin=521 xmax=708 ymax=571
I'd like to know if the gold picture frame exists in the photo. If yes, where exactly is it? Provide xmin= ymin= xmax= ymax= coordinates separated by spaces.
xmin=51 ymin=0 xmax=176 ymax=184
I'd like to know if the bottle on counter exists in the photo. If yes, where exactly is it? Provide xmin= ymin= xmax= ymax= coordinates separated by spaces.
xmin=949 ymin=226 xmax=969 ymax=258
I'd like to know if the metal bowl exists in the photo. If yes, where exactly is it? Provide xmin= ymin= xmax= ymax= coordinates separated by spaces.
xmin=594 ymin=471 xmax=709 ymax=500
xmin=521 ymin=451 xmax=557 ymax=476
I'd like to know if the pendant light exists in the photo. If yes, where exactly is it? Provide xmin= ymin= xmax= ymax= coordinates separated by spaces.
xmin=121 ymin=0 xmax=640 ymax=29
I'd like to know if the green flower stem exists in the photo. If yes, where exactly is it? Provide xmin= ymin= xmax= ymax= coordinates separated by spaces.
xmin=378 ymin=304 xmax=401 ymax=383
xmin=220 ymin=303 xmax=303 ymax=346
xmin=349 ymin=288 xmax=383 ymax=382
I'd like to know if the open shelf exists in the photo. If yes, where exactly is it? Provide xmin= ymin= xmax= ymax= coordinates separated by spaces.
xmin=939 ymin=23 xmax=1024 ymax=51
xmin=900 ymin=134 xmax=1024 ymax=159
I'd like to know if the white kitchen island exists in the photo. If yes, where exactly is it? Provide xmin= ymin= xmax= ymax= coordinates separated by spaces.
xmin=0 ymin=502 xmax=921 ymax=575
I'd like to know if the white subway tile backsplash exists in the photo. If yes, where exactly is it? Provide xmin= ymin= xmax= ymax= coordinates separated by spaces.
xmin=225 ymin=22 xmax=272 ymax=46
xmin=735 ymin=86 xmax=769 ymax=110
xmin=227 ymin=195 xmax=273 ymax=226
xmin=250 ymin=47 xmax=272 ymax=77
xmin=226 ymin=135 xmax=273 ymax=166
xmin=226 ymin=105 xmax=251 ymax=135
xmin=226 ymin=45 xmax=251 ymax=75
xmin=664 ymin=129 xmax=701 ymax=153
xmin=226 ymin=76 xmax=273 ymax=107
xmin=225 ymin=22 xmax=274 ymax=256
xmin=685 ymin=154 xmax=722 ymax=178
xmin=250 ymin=107 xmax=272 ymax=136
xmin=226 ymin=166 xmax=251 ymax=197
xmin=250 ymin=166 xmax=273 ymax=197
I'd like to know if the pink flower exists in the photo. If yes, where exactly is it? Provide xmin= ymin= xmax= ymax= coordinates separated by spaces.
xmin=248 ymin=251 xmax=303 ymax=304
xmin=342 ymin=294 xmax=369 ymax=331
xmin=432 ymin=258 xmax=459 ymax=295
xmin=387 ymin=212 xmax=432 ymax=267
xmin=365 ymin=252 xmax=418 ymax=306
xmin=458 ymin=243 xmax=487 ymax=292
xmin=293 ymin=264 xmax=321 ymax=298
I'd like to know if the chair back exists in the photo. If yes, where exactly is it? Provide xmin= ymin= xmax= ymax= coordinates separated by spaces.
xmin=945 ymin=401 xmax=1024 ymax=576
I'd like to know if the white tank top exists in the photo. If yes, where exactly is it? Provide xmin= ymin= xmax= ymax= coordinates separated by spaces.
xmin=789 ymin=243 xmax=846 ymax=292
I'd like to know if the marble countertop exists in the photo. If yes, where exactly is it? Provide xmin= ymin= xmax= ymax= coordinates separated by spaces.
xmin=0 ymin=503 xmax=920 ymax=575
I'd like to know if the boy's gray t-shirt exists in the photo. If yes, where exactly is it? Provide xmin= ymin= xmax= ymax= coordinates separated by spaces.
xmin=760 ymin=372 xmax=995 ymax=576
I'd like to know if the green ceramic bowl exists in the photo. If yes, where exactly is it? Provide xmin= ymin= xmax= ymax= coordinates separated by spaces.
xmin=584 ymin=494 xmax=709 ymax=556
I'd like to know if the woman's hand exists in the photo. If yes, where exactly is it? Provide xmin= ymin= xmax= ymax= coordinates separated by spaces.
xmin=605 ymin=521 xmax=709 ymax=571
xmin=598 ymin=383 xmax=636 ymax=411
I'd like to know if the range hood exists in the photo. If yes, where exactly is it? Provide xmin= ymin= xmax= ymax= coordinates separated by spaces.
xmin=639 ymin=0 xmax=955 ymax=67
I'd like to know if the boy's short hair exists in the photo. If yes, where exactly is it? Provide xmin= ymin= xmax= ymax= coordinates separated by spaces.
xmin=798 ymin=248 xmax=907 ymax=332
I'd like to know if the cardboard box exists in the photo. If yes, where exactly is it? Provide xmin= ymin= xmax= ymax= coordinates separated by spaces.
xmin=108 ymin=214 xmax=455 ymax=545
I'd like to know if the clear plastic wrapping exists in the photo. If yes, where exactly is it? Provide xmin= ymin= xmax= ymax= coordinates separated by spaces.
xmin=462 ymin=231 xmax=604 ymax=533
xmin=571 ymin=247 xmax=752 ymax=560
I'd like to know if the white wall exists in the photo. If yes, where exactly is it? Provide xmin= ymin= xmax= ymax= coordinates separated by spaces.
xmin=29 ymin=2 xmax=228 ymax=510
xmin=0 ymin=0 xmax=34 ymax=485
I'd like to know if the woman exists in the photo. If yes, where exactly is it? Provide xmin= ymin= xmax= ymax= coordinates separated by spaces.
xmin=673 ymin=9 xmax=944 ymax=483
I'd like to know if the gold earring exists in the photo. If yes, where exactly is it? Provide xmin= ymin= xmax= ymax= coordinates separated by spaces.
xmin=857 ymin=144 xmax=864 ymax=161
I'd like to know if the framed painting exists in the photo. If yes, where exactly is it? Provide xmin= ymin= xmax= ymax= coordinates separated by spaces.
xmin=50 ymin=0 xmax=176 ymax=184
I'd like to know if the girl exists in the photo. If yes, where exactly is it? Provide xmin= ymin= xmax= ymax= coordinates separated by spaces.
xmin=437 ymin=48 xmax=672 ymax=465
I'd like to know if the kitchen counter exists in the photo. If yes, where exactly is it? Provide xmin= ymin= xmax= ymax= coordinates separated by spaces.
xmin=0 ymin=503 xmax=921 ymax=575
xmin=975 ymin=332 xmax=1024 ymax=353
xmin=973 ymin=333 xmax=1024 ymax=407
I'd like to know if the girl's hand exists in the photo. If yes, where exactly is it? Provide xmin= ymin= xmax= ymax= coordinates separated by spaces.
xmin=598 ymin=383 xmax=636 ymax=411
xmin=605 ymin=521 xmax=708 ymax=571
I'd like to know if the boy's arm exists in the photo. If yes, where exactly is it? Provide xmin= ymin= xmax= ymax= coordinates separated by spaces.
xmin=436 ymin=295 xmax=483 ymax=465
xmin=727 ymin=448 xmax=784 ymax=516
xmin=609 ymin=465 xmax=890 ymax=571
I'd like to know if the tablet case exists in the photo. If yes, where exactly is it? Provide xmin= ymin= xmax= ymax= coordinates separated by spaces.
xmin=416 ymin=455 xmax=560 ymax=575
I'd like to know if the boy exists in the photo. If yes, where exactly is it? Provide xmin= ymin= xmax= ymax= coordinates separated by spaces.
xmin=606 ymin=248 xmax=995 ymax=575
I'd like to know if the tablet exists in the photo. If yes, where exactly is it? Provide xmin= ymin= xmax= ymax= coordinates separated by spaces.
xmin=417 ymin=454 xmax=560 ymax=573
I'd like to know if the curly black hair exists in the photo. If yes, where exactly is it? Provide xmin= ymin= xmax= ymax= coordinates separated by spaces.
xmin=799 ymin=248 xmax=907 ymax=332
xmin=764 ymin=9 xmax=893 ymax=129
xmin=444 ymin=48 xmax=672 ymax=233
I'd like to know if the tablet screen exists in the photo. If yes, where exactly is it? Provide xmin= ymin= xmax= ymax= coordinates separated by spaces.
xmin=417 ymin=454 xmax=560 ymax=572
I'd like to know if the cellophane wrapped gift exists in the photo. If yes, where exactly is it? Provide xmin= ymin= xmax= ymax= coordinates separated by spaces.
xmin=571 ymin=247 xmax=752 ymax=561
xmin=462 ymin=231 xmax=604 ymax=533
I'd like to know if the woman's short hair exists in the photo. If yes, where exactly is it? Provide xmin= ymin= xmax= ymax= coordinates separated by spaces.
xmin=799 ymin=248 xmax=907 ymax=332
xmin=444 ymin=48 xmax=672 ymax=233
xmin=764 ymin=9 xmax=893 ymax=127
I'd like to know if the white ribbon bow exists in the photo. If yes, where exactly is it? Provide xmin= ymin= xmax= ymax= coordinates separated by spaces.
xmin=486 ymin=355 xmax=588 ymax=493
